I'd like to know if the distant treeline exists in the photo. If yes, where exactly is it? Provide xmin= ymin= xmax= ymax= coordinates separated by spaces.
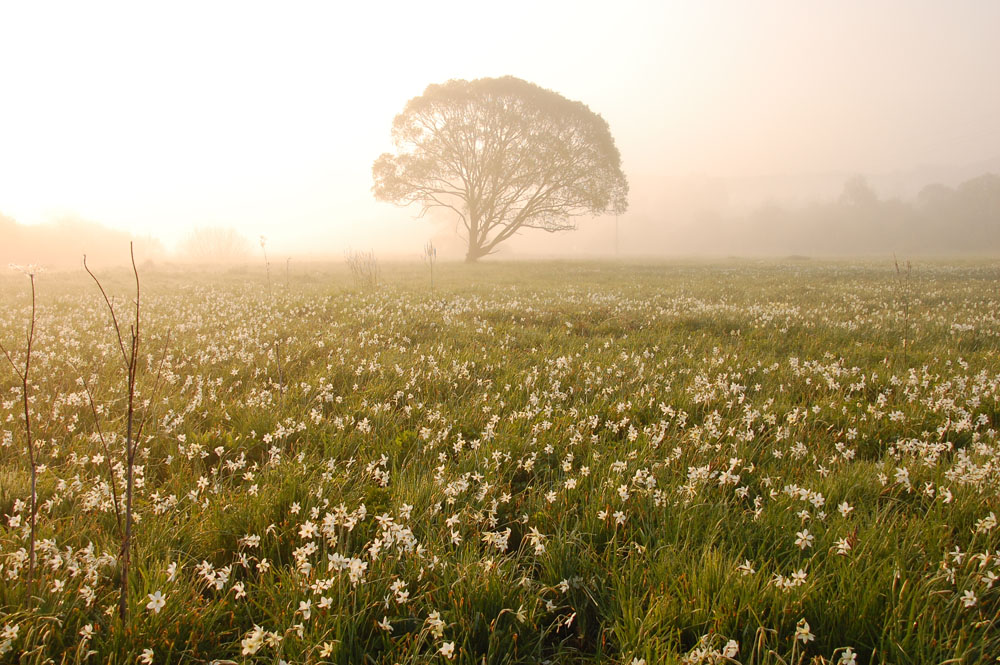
xmin=0 ymin=215 xmax=165 ymax=269
xmin=690 ymin=173 xmax=1000 ymax=256
xmin=0 ymin=217 xmax=256 ymax=270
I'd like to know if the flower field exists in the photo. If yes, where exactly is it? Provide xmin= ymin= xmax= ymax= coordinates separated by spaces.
xmin=1 ymin=260 xmax=999 ymax=664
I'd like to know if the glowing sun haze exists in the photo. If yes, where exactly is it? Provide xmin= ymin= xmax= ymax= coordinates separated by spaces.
xmin=1 ymin=1 xmax=998 ymax=257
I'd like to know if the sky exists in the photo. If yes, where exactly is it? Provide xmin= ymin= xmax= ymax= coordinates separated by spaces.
xmin=1 ymin=0 xmax=998 ymax=258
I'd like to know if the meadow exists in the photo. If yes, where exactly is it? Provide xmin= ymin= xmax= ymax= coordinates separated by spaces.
xmin=1 ymin=259 xmax=999 ymax=664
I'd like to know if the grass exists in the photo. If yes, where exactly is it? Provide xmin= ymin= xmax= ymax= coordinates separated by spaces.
xmin=0 ymin=258 xmax=998 ymax=664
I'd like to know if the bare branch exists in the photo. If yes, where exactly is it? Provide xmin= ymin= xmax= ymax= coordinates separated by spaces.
xmin=83 ymin=254 xmax=130 ymax=368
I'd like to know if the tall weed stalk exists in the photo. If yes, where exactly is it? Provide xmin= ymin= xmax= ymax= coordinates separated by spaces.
xmin=83 ymin=244 xmax=168 ymax=621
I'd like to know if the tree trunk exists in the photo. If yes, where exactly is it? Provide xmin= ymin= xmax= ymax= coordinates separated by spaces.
xmin=465 ymin=238 xmax=489 ymax=263
xmin=466 ymin=207 xmax=484 ymax=262
xmin=465 ymin=242 xmax=487 ymax=263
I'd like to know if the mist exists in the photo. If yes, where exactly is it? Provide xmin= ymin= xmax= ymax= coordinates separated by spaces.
xmin=1 ymin=1 xmax=998 ymax=263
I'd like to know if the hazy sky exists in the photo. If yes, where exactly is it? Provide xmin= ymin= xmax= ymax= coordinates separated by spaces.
xmin=1 ymin=1 xmax=998 ymax=256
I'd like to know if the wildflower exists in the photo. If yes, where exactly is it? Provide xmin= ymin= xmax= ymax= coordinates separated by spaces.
xmin=140 ymin=648 xmax=154 ymax=664
xmin=838 ymin=647 xmax=857 ymax=664
xmin=794 ymin=619 xmax=814 ymax=643
xmin=427 ymin=610 xmax=446 ymax=638
xmin=79 ymin=624 xmax=94 ymax=640
xmin=298 ymin=599 xmax=312 ymax=620
xmin=319 ymin=642 xmax=335 ymax=657
xmin=960 ymin=590 xmax=977 ymax=608
xmin=146 ymin=590 xmax=166 ymax=614
xmin=527 ymin=527 xmax=547 ymax=555
xmin=893 ymin=467 xmax=910 ymax=489
xmin=515 ymin=604 xmax=527 ymax=622
xmin=975 ymin=512 xmax=997 ymax=533
xmin=241 ymin=625 xmax=265 ymax=655
xmin=378 ymin=616 xmax=393 ymax=633
xmin=439 ymin=641 xmax=455 ymax=659
xmin=299 ymin=521 xmax=317 ymax=539
xmin=795 ymin=529 xmax=814 ymax=549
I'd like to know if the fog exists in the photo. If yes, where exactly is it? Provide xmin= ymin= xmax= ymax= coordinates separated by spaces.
xmin=1 ymin=1 xmax=998 ymax=266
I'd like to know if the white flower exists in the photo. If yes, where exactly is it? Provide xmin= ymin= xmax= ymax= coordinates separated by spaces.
xmin=794 ymin=618 xmax=815 ymax=643
xmin=515 ymin=604 xmax=527 ymax=623
xmin=961 ymin=589 xmax=977 ymax=608
xmin=975 ymin=512 xmax=997 ymax=533
xmin=439 ymin=641 xmax=455 ymax=659
xmin=146 ymin=590 xmax=166 ymax=614
xmin=795 ymin=529 xmax=814 ymax=549
xmin=427 ymin=610 xmax=446 ymax=639
xmin=838 ymin=647 xmax=857 ymax=664
xmin=241 ymin=625 xmax=265 ymax=655
xmin=139 ymin=648 xmax=154 ymax=664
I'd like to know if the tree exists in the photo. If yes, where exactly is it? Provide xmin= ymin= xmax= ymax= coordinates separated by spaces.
xmin=179 ymin=227 xmax=251 ymax=263
xmin=373 ymin=76 xmax=629 ymax=262
xmin=838 ymin=175 xmax=878 ymax=208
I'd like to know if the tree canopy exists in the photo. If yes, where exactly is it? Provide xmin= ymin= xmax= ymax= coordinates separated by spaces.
xmin=179 ymin=227 xmax=252 ymax=263
xmin=373 ymin=76 xmax=629 ymax=261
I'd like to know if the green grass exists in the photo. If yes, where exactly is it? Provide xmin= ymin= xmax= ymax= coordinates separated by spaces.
xmin=0 ymin=259 xmax=999 ymax=664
